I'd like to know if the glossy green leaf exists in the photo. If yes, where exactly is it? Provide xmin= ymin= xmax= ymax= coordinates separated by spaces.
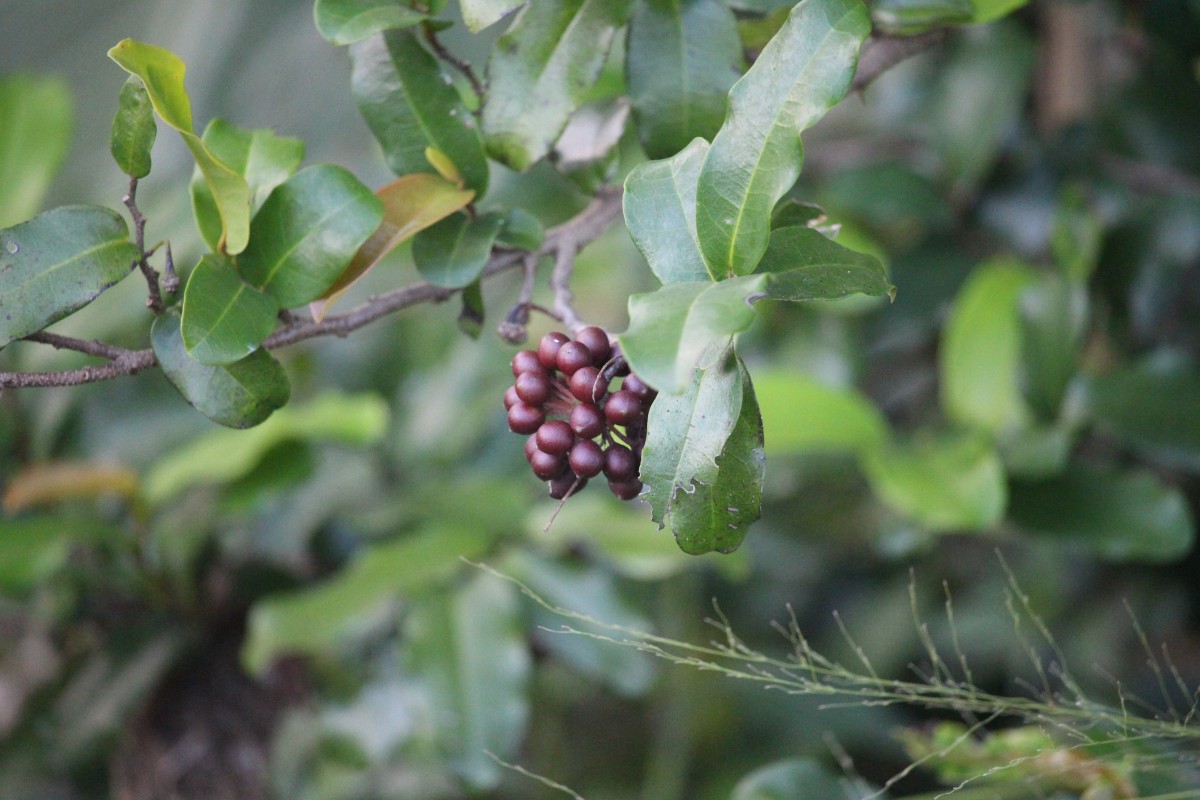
xmin=695 ymin=0 xmax=869 ymax=277
xmin=413 ymin=211 xmax=503 ymax=288
xmin=458 ymin=279 xmax=485 ymax=338
xmin=461 ymin=0 xmax=525 ymax=31
xmin=0 ymin=205 xmax=138 ymax=347
xmin=482 ymin=0 xmax=632 ymax=171
xmin=940 ymin=259 xmax=1036 ymax=434
xmin=627 ymin=0 xmax=742 ymax=158
xmin=311 ymin=173 xmax=474 ymax=320
xmin=404 ymin=571 xmax=531 ymax=788
xmin=351 ymin=29 xmax=488 ymax=193
xmin=145 ymin=391 xmax=389 ymax=502
xmin=151 ymin=310 xmax=290 ymax=430
xmin=1009 ymin=466 xmax=1194 ymax=561
xmin=755 ymin=225 xmax=891 ymax=301
xmin=1018 ymin=274 xmax=1087 ymax=419
xmin=314 ymin=0 xmax=427 ymax=45
xmin=180 ymin=255 xmax=280 ymax=365
xmin=109 ymin=39 xmax=253 ymax=254
xmin=861 ymin=431 xmax=1006 ymax=532
xmin=1085 ymin=353 xmax=1200 ymax=472
xmin=496 ymin=207 xmax=544 ymax=250
xmin=237 ymin=165 xmax=383 ymax=308
xmin=622 ymin=138 xmax=712 ymax=283
xmin=0 ymin=74 xmax=72 ymax=228
xmin=969 ymin=0 xmax=1028 ymax=22
xmin=872 ymin=0 xmax=973 ymax=34
xmin=754 ymin=371 xmax=887 ymax=456
xmin=190 ymin=119 xmax=305 ymax=252
xmin=666 ymin=359 xmax=764 ymax=554
xmin=242 ymin=524 xmax=494 ymax=673
xmin=732 ymin=758 xmax=847 ymax=800
xmin=109 ymin=76 xmax=156 ymax=179
xmin=618 ymin=276 xmax=765 ymax=394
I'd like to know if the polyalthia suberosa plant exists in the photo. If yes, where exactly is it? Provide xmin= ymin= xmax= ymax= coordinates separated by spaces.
xmin=0 ymin=0 xmax=901 ymax=555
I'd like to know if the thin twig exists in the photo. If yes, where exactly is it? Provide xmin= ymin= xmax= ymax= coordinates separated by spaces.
xmin=852 ymin=29 xmax=952 ymax=93
xmin=550 ymin=237 xmax=583 ymax=335
xmin=0 ymin=187 xmax=624 ymax=390
xmin=21 ymin=332 xmax=138 ymax=361
xmin=497 ymin=252 xmax=540 ymax=344
xmin=123 ymin=177 xmax=165 ymax=314
xmin=422 ymin=21 xmax=485 ymax=99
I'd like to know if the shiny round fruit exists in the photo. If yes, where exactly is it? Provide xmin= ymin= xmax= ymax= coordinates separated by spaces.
xmin=568 ymin=366 xmax=605 ymax=403
xmin=569 ymin=403 xmax=605 ymax=439
xmin=575 ymin=326 xmax=611 ymax=365
xmin=503 ymin=385 xmax=521 ymax=410
xmin=603 ymin=444 xmax=638 ymax=482
xmin=530 ymin=449 xmax=568 ymax=480
xmin=556 ymin=341 xmax=593 ymax=375
xmin=622 ymin=373 xmax=654 ymax=400
xmin=515 ymin=372 xmax=552 ymax=405
xmin=511 ymin=349 xmax=545 ymax=377
xmin=569 ymin=439 xmax=604 ymax=478
xmin=549 ymin=474 xmax=587 ymax=500
xmin=604 ymin=390 xmax=643 ymax=425
xmin=536 ymin=420 xmax=575 ymax=455
xmin=508 ymin=402 xmax=544 ymax=434
xmin=524 ymin=435 xmax=539 ymax=462
xmin=538 ymin=331 xmax=570 ymax=369
xmin=608 ymin=478 xmax=643 ymax=501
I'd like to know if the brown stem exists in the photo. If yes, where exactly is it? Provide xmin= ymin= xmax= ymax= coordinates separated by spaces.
xmin=124 ymin=177 xmax=166 ymax=314
xmin=422 ymin=22 xmax=485 ymax=99
xmin=22 ymin=331 xmax=138 ymax=361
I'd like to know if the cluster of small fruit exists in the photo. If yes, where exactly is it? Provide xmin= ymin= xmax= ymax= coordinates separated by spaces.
xmin=504 ymin=326 xmax=656 ymax=501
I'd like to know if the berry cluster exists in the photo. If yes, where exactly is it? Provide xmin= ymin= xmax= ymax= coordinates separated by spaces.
xmin=505 ymin=326 xmax=656 ymax=502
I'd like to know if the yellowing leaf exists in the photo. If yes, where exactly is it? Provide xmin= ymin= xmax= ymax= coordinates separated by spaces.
xmin=3 ymin=462 xmax=139 ymax=512
xmin=425 ymin=146 xmax=464 ymax=186
xmin=310 ymin=173 xmax=474 ymax=321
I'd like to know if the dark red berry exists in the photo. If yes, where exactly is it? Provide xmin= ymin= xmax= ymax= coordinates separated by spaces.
xmin=511 ymin=349 xmax=545 ymax=377
xmin=531 ymin=449 xmax=568 ymax=480
xmin=549 ymin=474 xmax=587 ymax=500
xmin=604 ymin=390 xmax=643 ymax=426
xmin=556 ymin=341 xmax=593 ymax=375
xmin=575 ymin=327 xmax=611 ymax=366
xmin=524 ymin=435 xmax=539 ymax=462
xmin=515 ymin=372 xmax=552 ymax=406
xmin=622 ymin=373 xmax=653 ymax=400
xmin=608 ymin=478 xmax=643 ymax=501
xmin=568 ymin=366 xmax=606 ymax=403
xmin=504 ymin=385 xmax=521 ymax=410
xmin=569 ymin=403 xmax=605 ymax=439
xmin=538 ymin=331 xmax=570 ymax=370
xmin=603 ymin=444 xmax=639 ymax=481
xmin=569 ymin=439 xmax=604 ymax=478
xmin=508 ymin=402 xmax=545 ymax=434
xmin=536 ymin=420 xmax=575 ymax=455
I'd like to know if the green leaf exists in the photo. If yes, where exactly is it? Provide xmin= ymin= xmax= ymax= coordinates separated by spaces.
xmin=237 ymin=165 xmax=383 ymax=308
xmin=0 ymin=205 xmax=138 ymax=347
xmin=940 ymin=259 xmax=1036 ymax=434
xmin=144 ymin=391 xmax=389 ymax=502
xmin=755 ymin=225 xmax=891 ymax=301
xmin=627 ymin=0 xmax=742 ymax=158
xmin=618 ymin=276 xmax=765 ymax=394
xmin=732 ymin=758 xmax=847 ymax=800
xmin=695 ymin=0 xmax=869 ymax=277
xmin=458 ymin=279 xmax=485 ymax=338
xmin=622 ymin=137 xmax=712 ymax=283
xmin=1018 ymin=274 xmax=1086 ymax=420
xmin=242 ymin=524 xmax=494 ymax=674
xmin=1084 ymin=353 xmax=1200 ymax=472
xmin=190 ymin=119 xmax=305 ymax=252
xmin=861 ymin=431 xmax=1006 ymax=532
xmin=641 ymin=347 xmax=764 ymax=554
xmin=754 ymin=371 xmax=887 ymax=456
xmin=351 ymin=29 xmax=489 ymax=193
xmin=0 ymin=516 xmax=82 ymax=593
xmin=872 ymin=0 xmax=973 ymax=34
xmin=666 ymin=359 xmax=764 ymax=554
xmin=413 ymin=211 xmax=504 ymax=288
xmin=482 ymin=0 xmax=632 ymax=171
xmin=969 ymin=0 xmax=1028 ymax=22
xmin=1009 ymin=465 xmax=1194 ymax=561
xmin=0 ymin=74 xmax=72 ymax=228
xmin=151 ymin=310 xmax=290 ymax=430
xmin=496 ymin=207 xmax=544 ymax=250
xmin=110 ymin=76 xmax=156 ymax=179
xmin=311 ymin=173 xmax=474 ymax=320
xmin=314 ymin=0 xmax=427 ymax=45
xmin=461 ymin=0 xmax=525 ymax=31
xmin=180 ymin=254 xmax=280 ymax=365
xmin=404 ymin=571 xmax=531 ymax=788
